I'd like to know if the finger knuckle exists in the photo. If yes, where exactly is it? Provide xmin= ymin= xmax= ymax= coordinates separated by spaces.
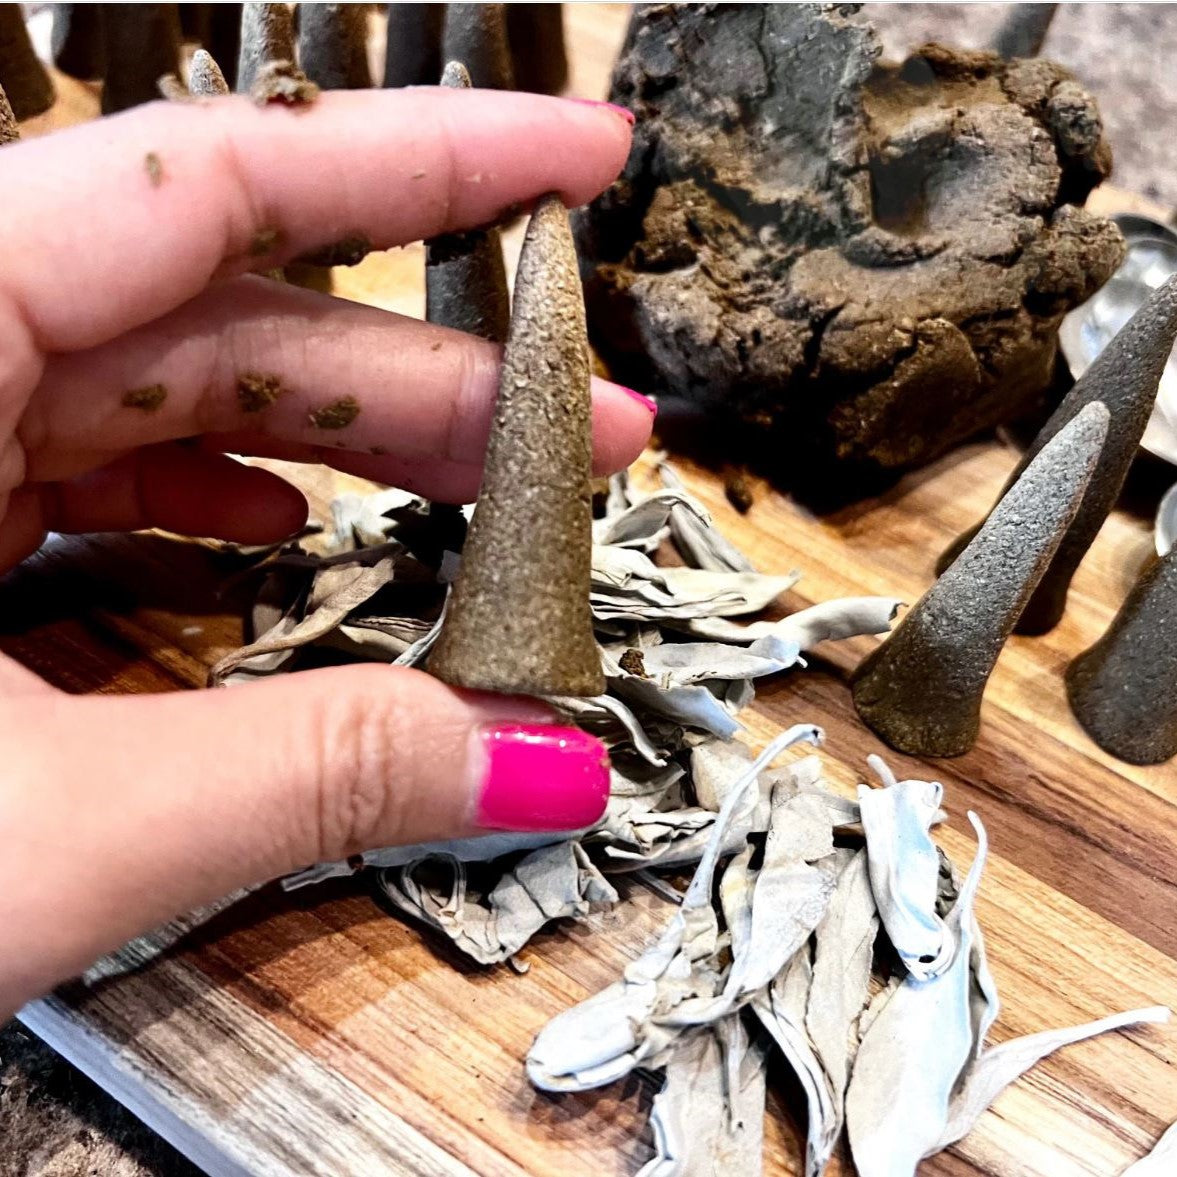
xmin=309 ymin=670 xmax=407 ymax=860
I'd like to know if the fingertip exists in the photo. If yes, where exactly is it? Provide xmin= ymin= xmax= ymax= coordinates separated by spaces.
xmin=590 ymin=377 xmax=657 ymax=475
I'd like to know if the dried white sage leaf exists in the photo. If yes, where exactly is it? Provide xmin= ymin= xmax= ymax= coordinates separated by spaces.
xmin=845 ymin=812 xmax=989 ymax=1177
xmin=858 ymin=755 xmax=952 ymax=980
xmin=752 ymin=947 xmax=840 ymax=1177
xmin=934 ymin=1005 xmax=1172 ymax=1154
xmin=806 ymin=849 xmax=879 ymax=1117
xmin=377 ymin=842 xmax=617 ymax=966
xmin=638 ymin=1015 xmax=768 ymax=1177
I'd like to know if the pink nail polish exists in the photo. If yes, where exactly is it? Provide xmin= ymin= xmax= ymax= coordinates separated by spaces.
xmin=567 ymin=97 xmax=636 ymax=127
xmin=476 ymin=723 xmax=610 ymax=832
xmin=619 ymin=384 xmax=658 ymax=415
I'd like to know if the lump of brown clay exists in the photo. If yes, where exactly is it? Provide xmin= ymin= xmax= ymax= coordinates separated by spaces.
xmin=51 ymin=4 xmax=107 ymax=81
xmin=425 ymin=60 xmax=510 ymax=343
xmin=577 ymin=4 xmax=1123 ymax=489
xmin=101 ymin=4 xmax=182 ymax=115
xmin=297 ymin=3 xmax=370 ymax=90
xmin=939 ymin=274 xmax=1177 ymax=634
xmin=0 ymin=4 xmax=53 ymax=120
xmin=442 ymin=4 xmax=514 ymax=91
xmin=851 ymin=403 xmax=1108 ymax=758
xmin=1066 ymin=548 xmax=1177 ymax=766
xmin=429 ymin=194 xmax=604 ymax=698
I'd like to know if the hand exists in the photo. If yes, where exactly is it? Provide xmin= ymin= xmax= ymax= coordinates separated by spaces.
xmin=0 ymin=89 xmax=650 ymax=1017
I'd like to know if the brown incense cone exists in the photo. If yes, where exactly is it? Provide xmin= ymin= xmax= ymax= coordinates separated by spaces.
xmin=853 ymin=403 xmax=1109 ymax=758
xmin=0 ymin=79 xmax=18 ymax=145
xmin=297 ymin=3 xmax=370 ymax=89
xmin=938 ymin=275 xmax=1177 ymax=634
xmin=429 ymin=195 xmax=604 ymax=698
xmin=383 ymin=3 xmax=442 ymax=87
xmin=992 ymin=4 xmax=1058 ymax=59
xmin=506 ymin=4 xmax=567 ymax=95
xmin=101 ymin=4 xmax=182 ymax=114
xmin=442 ymin=4 xmax=514 ymax=91
xmin=0 ymin=5 xmax=53 ymax=120
xmin=1066 ymin=549 xmax=1177 ymax=765
xmin=237 ymin=2 xmax=294 ymax=93
xmin=424 ymin=61 xmax=510 ymax=343
xmin=52 ymin=4 xmax=106 ymax=81
xmin=189 ymin=47 xmax=229 ymax=96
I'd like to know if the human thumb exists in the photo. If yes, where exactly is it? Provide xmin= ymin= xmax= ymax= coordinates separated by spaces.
xmin=0 ymin=665 xmax=609 ymax=1012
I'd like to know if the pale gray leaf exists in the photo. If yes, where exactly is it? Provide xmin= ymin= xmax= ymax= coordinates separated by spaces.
xmin=859 ymin=756 xmax=952 ymax=980
xmin=845 ymin=813 xmax=989 ymax=1177
xmin=638 ymin=1017 xmax=767 ymax=1177
xmin=1123 ymin=1117 xmax=1177 ymax=1177
xmin=934 ymin=1006 xmax=1172 ymax=1155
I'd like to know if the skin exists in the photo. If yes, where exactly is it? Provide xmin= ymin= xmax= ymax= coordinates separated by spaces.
xmin=0 ymin=89 xmax=647 ymax=1018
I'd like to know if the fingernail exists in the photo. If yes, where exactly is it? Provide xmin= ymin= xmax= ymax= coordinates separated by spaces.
xmin=567 ymin=97 xmax=636 ymax=127
xmin=475 ymin=723 xmax=610 ymax=832
xmin=618 ymin=384 xmax=658 ymax=415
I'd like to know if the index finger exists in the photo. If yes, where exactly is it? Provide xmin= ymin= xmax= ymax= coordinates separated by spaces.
xmin=0 ymin=89 xmax=633 ymax=352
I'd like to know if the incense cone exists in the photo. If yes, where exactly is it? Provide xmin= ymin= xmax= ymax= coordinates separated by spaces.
xmin=0 ymin=5 xmax=53 ymax=120
xmin=429 ymin=195 xmax=604 ymax=698
xmin=101 ymin=4 xmax=182 ymax=114
xmin=853 ymin=403 xmax=1109 ymax=758
xmin=992 ymin=4 xmax=1058 ymax=59
xmin=51 ymin=4 xmax=106 ymax=81
xmin=189 ymin=47 xmax=229 ymax=96
xmin=938 ymin=274 xmax=1177 ymax=633
xmin=1066 ymin=549 xmax=1177 ymax=765
xmin=237 ymin=2 xmax=294 ymax=93
xmin=424 ymin=61 xmax=510 ymax=343
xmin=506 ymin=4 xmax=567 ymax=95
xmin=297 ymin=3 xmax=370 ymax=90
xmin=442 ymin=4 xmax=514 ymax=91
xmin=0 ymin=79 xmax=18 ymax=145
xmin=383 ymin=2 xmax=442 ymax=87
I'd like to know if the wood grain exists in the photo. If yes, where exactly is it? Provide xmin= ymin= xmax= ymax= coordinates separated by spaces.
xmin=4 ymin=5 xmax=1175 ymax=1175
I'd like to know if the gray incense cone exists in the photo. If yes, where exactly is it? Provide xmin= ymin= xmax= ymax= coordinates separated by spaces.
xmin=0 ymin=5 xmax=53 ymax=120
xmin=429 ymin=195 xmax=604 ymax=698
xmin=853 ymin=403 xmax=1109 ymax=758
xmin=992 ymin=4 xmax=1057 ymax=60
xmin=1066 ymin=549 xmax=1177 ymax=765
xmin=101 ymin=4 xmax=182 ymax=114
xmin=297 ymin=3 xmax=370 ymax=89
xmin=52 ymin=4 xmax=107 ymax=81
xmin=937 ymin=274 xmax=1177 ymax=634
xmin=506 ymin=4 xmax=567 ymax=95
xmin=189 ymin=47 xmax=228 ymax=96
xmin=0 ymin=80 xmax=18 ymax=145
xmin=443 ymin=4 xmax=514 ymax=91
xmin=383 ymin=3 xmax=442 ymax=87
xmin=424 ymin=61 xmax=510 ymax=343
xmin=237 ymin=2 xmax=294 ymax=93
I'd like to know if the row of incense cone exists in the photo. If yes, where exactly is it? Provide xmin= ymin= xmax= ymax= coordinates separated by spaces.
xmin=854 ymin=275 xmax=1177 ymax=766
xmin=16 ymin=4 xmax=567 ymax=122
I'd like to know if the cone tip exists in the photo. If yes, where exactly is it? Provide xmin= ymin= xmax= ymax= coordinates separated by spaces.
xmin=441 ymin=60 xmax=472 ymax=89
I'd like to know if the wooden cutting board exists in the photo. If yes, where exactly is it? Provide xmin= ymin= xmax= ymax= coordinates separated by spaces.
xmin=6 ymin=5 xmax=1176 ymax=1175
